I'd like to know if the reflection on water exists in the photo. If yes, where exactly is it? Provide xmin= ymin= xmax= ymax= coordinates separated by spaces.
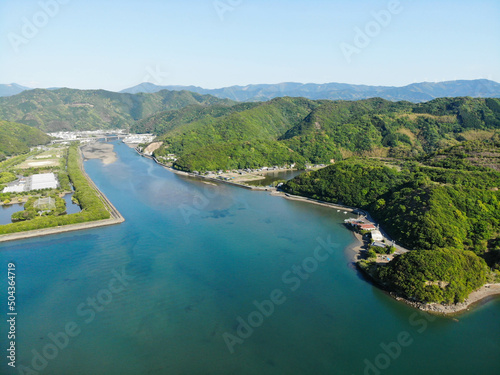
xmin=63 ymin=193 xmax=82 ymax=214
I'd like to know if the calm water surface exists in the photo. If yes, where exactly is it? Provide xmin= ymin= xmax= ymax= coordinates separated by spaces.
xmin=1 ymin=142 xmax=499 ymax=375
xmin=0 ymin=203 xmax=23 ymax=225
xmin=63 ymin=193 xmax=82 ymax=215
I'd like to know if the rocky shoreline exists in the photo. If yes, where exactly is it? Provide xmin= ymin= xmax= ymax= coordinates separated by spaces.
xmin=356 ymin=257 xmax=500 ymax=316
xmin=392 ymin=284 xmax=500 ymax=315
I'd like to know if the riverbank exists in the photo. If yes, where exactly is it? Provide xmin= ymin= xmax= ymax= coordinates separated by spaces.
xmin=270 ymin=191 xmax=500 ymax=315
xmin=0 ymin=217 xmax=124 ymax=243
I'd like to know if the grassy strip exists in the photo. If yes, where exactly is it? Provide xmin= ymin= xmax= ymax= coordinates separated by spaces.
xmin=0 ymin=152 xmax=34 ymax=172
xmin=0 ymin=145 xmax=110 ymax=235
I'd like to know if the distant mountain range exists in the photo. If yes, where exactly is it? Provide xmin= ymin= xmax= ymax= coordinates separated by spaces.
xmin=119 ymin=79 xmax=500 ymax=103
xmin=0 ymin=83 xmax=31 ymax=97
xmin=2 ymin=79 xmax=499 ymax=103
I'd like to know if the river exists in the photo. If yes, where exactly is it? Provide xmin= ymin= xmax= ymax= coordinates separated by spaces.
xmin=0 ymin=142 xmax=499 ymax=375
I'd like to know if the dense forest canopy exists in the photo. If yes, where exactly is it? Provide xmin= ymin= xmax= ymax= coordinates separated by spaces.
xmin=283 ymin=137 xmax=500 ymax=255
xmin=376 ymin=249 xmax=489 ymax=304
xmin=284 ymin=135 xmax=500 ymax=303
xmin=132 ymin=97 xmax=500 ymax=172
xmin=0 ymin=88 xmax=234 ymax=132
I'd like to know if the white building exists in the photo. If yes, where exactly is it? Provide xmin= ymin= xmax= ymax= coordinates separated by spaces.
xmin=371 ymin=230 xmax=384 ymax=242
xmin=30 ymin=173 xmax=59 ymax=190
xmin=2 ymin=184 xmax=26 ymax=193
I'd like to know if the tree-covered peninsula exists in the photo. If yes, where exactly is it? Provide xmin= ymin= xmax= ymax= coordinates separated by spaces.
xmin=283 ymin=137 xmax=500 ymax=304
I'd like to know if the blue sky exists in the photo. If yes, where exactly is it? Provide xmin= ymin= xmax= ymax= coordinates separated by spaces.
xmin=0 ymin=0 xmax=498 ymax=91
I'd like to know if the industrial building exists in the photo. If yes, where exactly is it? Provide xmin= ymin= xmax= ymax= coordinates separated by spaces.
xmin=2 ymin=173 xmax=59 ymax=193
xmin=30 ymin=173 xmax=59 ymax=190
xmin=2 ymin=183 xmax=26 ymax=194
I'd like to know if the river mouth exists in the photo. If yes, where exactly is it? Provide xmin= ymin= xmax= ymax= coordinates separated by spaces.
xmin=1 ymin=141 xmax=499 ymax=375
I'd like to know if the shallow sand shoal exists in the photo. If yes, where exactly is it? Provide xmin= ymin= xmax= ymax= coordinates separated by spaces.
xmin=82 ymin=143 xmax=117 ymax=165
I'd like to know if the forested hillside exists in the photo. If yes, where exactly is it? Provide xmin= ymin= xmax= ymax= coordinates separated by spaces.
xmin=0 ymin=120 xmax=51 ymax=160
xmin=283 ymin=137 xmax=500 ymax=254
xmin=0 ymin=88 xmax=233 ymax=131
xmin=376 ymin=249 xmax=489 ymax=304
xmin=136 ymin=97 xmax=500 ymax=172
xmin=283 ymin=137 xmax=500 ymax=303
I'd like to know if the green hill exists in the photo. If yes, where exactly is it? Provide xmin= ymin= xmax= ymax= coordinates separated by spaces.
xmin=130 ymin=102 xmax=261 ymax=135
xmin=283 ymin=138 xmax=500 ymax=304
xmin=283 ymin=138 xmax=500 ymax=255
xmin=0 ymin=120 xmax=51 ymax=160
xmin=376 ymin=249 xmax=488 ymax=304
xmin=0 ymin=88 xmax=234 ymax=132
xmin=151 ymin=97 xmax=320 ymax=171
xmin=135 ymin=97 xmax=500 ymax=172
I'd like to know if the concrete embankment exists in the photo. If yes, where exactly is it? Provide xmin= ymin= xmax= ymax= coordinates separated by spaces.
xmin=0 ymin=217 xmax=124 ymax=243
xmin=78 ymin=148 xmax=124 ymax=222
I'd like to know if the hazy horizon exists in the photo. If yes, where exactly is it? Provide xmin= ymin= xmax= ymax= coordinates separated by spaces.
xmin=1 ymin=0 xmax=498 ymax=91
xmin=2 ymin=78 xmax=499 ymax=94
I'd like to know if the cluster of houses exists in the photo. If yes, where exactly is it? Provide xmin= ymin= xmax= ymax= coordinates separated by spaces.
xmin=122 ymin=134 xmax=155 ymax=144
xmin=190 ymin=163 xmax=327 ymax=178
xmin=49 ymin=130 xmax=127 ymax=142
